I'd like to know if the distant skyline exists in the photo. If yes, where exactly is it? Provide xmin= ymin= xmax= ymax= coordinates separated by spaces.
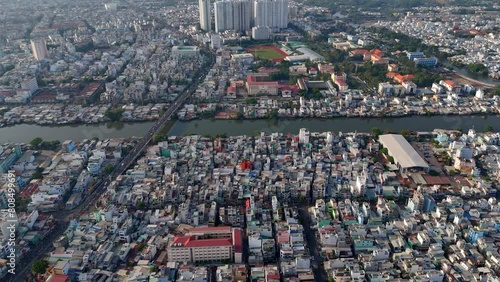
xmin=210 ymin=0 xmax=289 ymax=33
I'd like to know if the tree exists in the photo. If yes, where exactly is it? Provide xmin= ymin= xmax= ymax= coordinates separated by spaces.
xmin=490 ymin=85 xmax=500 ymax=97
xmin=32 ymin=171 xmax=43 ymax=179
xmin=150 ymin=266 xmax=159 ymax=273
xmin=104 ymin=165 xmax=114 ymax=175
xmin=400 ymin=129 xmax=411 ymax=137
xmin=311 ymin=88 xmax=323 ymax=100
xmin=153 ymin=134 xmax=167 ymax=144
xmin=30 ymin=137 xmax=43 ymax=149
xmin=40 ymin=140 xmax=61 ymax=150
xmin=137 ymin=201 xmax=146 ymax=209
xmin=387 ymin=156 xmax=394 ymax=163
xmin=245 ymin=98 xmax=257 ymax=105
xmin=105 ymin=107 xmax=124 ymax=122
xmin=267 ymin=109 xmax=279 ymax=120
xmin=371 ymin=127 xmax=384 ymax=139
xmin=15 ymin=195 xmax=30 ymax=213
xmin=467 ymin=63 xmax=488 ymax=76
xmin=429 ymin=170 xmax=440 ymax=176
xmin=137 ymin=242 xmax=147 ymax=251
xmin=484 ymin=125 xmax=493 ymax=132
xmin=32 ymin=259 xmax=49 ymax=274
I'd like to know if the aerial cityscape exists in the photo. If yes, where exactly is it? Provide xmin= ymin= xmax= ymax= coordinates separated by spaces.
xmin=0 ymin=0 xmax=500 ymax=281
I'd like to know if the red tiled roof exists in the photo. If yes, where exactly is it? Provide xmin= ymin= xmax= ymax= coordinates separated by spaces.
xmin=188 ymin=226 xmax=231 ymax=233
xmin=423 ymin=175 xmax=451 ymax=185
xmin=350 ymin=49 xmax=369 ymax=55
xmin=20 ymin=184 xmax=39 ymax=197
xmin=370 ymin=49 xmax=384 ymax=56
xmin=247 ymin=81 xmax=279 ymax=86
xmin=257 ymin=67 xmax=279 ymax=74
xmin=173 ymin=236 xmax=232 ymax=248
xmin=334 ymin=79 xmax=348 ymax=86
xmin=277 ymin=235 xmax=290 ymax=243
xmin=233 ymin=229 xmax=243 ymax=253
xmin=401 ymin=74 xmax=415 ymax=81
xmin=49 ymin=274 xmax=70 ymax=282
xmin=371 ymin=54 xmax=383 ymax=61
xmin=279 ymin=85 xmax=299 ymax=94
xmin=386 ymin=72 xmax=399 ymax=78
xmin=443 ymin=80 xmax=456 ymax=87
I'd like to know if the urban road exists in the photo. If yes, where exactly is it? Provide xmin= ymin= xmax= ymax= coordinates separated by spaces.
xmin=8 ymin=54 xmax=215 ymax=282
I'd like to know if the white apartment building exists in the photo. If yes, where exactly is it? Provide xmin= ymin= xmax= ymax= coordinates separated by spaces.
xmin=20 ymin=77 xmax=39 ymax=95
xmin=167 ymin=227 xmax=243 ymax=263
xmin=254 ymin=0 xmax=288 ymax=32
xmin=30 ymin=39 xmax=49 ymax=61
xmin=252 ymin=26 xmax=271 ymax=40
xmin=199 ymin=0 xmax=212 ymax=31
xmin=214 ymin=0 xmax=252 ymax=33
xmin=171 ymin=46 xmax=201 ymax=58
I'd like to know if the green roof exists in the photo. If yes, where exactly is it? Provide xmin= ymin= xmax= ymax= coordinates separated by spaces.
xmin=318 ymin=220 xmax=331 ymax=228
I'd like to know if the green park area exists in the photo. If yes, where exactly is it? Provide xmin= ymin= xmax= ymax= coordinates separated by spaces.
xmin=249 ymin=47 xmax=286 ymax=60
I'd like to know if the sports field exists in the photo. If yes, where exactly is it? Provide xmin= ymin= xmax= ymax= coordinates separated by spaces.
xmin=247 ymin=46 xmax=287 ymax=62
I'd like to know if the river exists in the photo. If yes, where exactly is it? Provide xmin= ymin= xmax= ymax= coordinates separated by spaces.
xmin=442 ymin=60 xmax=499 ymax=86
xmin=1 ymin=115 xmax=499 ymax=143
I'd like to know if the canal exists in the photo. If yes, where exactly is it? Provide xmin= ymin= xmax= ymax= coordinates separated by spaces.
xmin=168 ymin=115 xmax=500 ymax=137
xmin=1 ymin=115 xmax=499 ymax=143
xmin=443 ymin=60 xmax=500 ymax=86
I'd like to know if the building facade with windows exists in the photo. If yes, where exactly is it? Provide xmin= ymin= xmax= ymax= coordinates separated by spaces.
xmin=199 ymin=0 xmax=212 ymax=31
xmin=167 ymin=227 xmax=242 ymax=263
xmin=414 ymin=57 xmax=438 ymax=66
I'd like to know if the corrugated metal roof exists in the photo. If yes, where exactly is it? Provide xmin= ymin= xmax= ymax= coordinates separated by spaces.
xmin=379 ymin=134 xmax=429 ymax=169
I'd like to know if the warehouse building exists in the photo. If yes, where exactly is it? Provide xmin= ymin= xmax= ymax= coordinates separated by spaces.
xmin=379 ymin=134 xmax=429 ymax=173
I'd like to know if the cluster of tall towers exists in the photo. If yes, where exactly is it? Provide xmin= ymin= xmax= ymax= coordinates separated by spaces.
xmin=199 ymin=0 xmax=289 ymax=33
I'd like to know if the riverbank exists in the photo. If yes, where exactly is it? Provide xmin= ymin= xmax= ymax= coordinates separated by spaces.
xmin=1 ymin=108 xmax=496 ymax=129
xmin=450 ymin=71 xmax=497 ymax=89
xmin=0 ymin=103 xmax=167 ymax=128
xmin=179 ymin=110 xmax=496 ymax=122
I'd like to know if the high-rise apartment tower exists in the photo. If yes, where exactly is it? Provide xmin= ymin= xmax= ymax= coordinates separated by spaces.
xmin=199 ymin=0 xmax=212 ymax=31
xmin=30 ymin=39 xmax=49 ymax=61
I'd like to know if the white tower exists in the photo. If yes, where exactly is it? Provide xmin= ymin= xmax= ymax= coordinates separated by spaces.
xmin=327 ymin=132 xmax=334 ymax=144
xmin=253 ymin=0 xmax=288 ymax=32
xmin=299 ymin=128 xmax=310 ymax=144
xmin=215 ymin=0 xmax=252 ymax=33
xmin=475 ymin=88 xmax=484 ymax=99
xmin=30 ymin=39 xmax=49 ymax=61
xmin=199 ymin=0 xmax=212 ymax=31
xmin=211 ymin=34 xmax=221 ymax=49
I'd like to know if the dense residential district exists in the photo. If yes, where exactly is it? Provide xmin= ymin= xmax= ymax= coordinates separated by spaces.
xmin=2 ymin=129 xmax=500 ymax=282
xmin=1 ymin=0 xmax=500 ymax=282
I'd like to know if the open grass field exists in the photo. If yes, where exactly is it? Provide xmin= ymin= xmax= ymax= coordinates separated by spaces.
xmin=247 ymin=46 xmax=287 ymax=62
